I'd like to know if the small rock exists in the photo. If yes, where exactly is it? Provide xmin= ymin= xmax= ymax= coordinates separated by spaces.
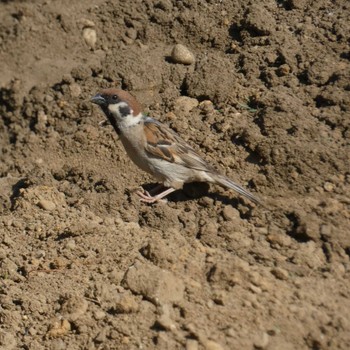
xmin=121 ymin=336 xmax=130 ymax=344
xmin=69 ymin=83 xmax=81 ymax=97
xmin=199 ymin=100 xmax=214 ymax=114
xmin=47 ymin=319 xmax=71 ymax=338
xmin=35 ymin=250 xmax=46 ymax=258
xmin=323 ymin=182 xmax=334 ymax=192
xmin=156 ymin=0 xmax=173 ymax=11
xmin=38 ymin=199 xmax=56 ymax=211
xmin=126 ymin=28 xmax=137 ymax=40
xmin=186 ymin=339 xmax=199 ymax=350
xmin=79 ymin=18 xmax=95 ymax=28
xmin=65 ymin=240 xmax=76 ymax=250
xmin=253 ymin=332 xmax=269 ymax=349
xmin=249 ymin=284 xmax=262 ymax=294
xmin=156 ymin=313 xmax=176 ymax=331
xmin=171 ymin=44 xmax=195 ymax=65
xmin=83 ymin=27 xmax=97 ymax=49
xmin=293 ymin=212 xmax=320 ymax=241
xmin=271 ymin=267 xmax=289 ymax=280
xmin=320 ymin=224 xmax=332 ymax=238
xmin=94 ymin=310 xmax=106 ymax=320
xmin=37 ymin=110 xmax=47 ymax=125
xmin=212 ymin=290 xmax=227 ymax=305
xmin=50 ymin=257 xmax=66 ymax=269
xmin=94 ymin=328 xmax=107 ymax=343
xmin=277 ymin=64 xmax=291 ymax=76
xmin=222 ymin=206 xmax=240 ymax=221
xmin=203 ymin=340 xmax=224 ymax=350
xmin=114 ymin=295 xmax=139 ymax=314
xmin=267 ymin=232 xmax=292 ymax=247
xmin=28 ymin=327 xmax=37 ymax=336
xmin=62 ymin=73 xmax=74 ymax=84
xmin=226 ymin=328 xmax=236 ymax=337
xmin=174 ymin=96 xmax=199 ymax=114
xmin=200 ymin=221 xmax=218 ymax=236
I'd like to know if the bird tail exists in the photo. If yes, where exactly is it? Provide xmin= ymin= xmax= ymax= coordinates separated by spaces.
xmin=211 ymin=173 xmax=260 ymax=204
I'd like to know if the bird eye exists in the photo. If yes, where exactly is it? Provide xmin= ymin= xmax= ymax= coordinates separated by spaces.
xmin=112 ymin=95 xmax=118 ymax=100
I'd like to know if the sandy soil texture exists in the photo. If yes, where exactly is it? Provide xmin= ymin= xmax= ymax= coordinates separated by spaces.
xmin=0 ymin=0 xmax=349 ymax=349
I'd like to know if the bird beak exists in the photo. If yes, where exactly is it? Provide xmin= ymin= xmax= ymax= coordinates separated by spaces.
xmin=91 ymin=93 xmax=106 ymax=105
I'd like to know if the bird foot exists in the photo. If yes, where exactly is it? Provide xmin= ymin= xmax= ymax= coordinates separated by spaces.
xmin=136 ymin=186 xmax=176 ymax=204
xmin=136 ymin=190 xmax=168 ymax=203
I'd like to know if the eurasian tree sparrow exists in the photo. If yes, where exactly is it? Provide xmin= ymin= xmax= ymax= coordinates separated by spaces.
xmin=91 ymin=88 xmax=260 ymax=204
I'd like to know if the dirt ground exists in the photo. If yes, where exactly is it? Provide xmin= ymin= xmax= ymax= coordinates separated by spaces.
xmin=0 ymin=0 xmax=349 ymax=349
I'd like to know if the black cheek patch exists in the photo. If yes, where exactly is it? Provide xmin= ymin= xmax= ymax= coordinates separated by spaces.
xmin=119 ymin=105 xmax=131 ymax=117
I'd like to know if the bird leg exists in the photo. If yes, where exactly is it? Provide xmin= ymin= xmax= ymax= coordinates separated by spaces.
xmin=136 ymin=186 xmax=176 ymax=204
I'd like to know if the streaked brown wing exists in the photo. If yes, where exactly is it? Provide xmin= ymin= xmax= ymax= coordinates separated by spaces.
xmin=143 ymin=119 xmax=215 ymax=172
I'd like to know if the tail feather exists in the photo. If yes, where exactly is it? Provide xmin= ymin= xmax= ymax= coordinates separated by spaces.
xmin=211 ymin=173 xmax=260 ymax=204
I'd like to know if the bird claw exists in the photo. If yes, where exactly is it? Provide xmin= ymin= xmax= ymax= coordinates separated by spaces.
xmin=136 ymin=190 xmax=168 ymax=204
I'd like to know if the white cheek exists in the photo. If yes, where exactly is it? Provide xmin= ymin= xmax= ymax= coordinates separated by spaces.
xmin=108 ymin=103 xmax=121 ymax=117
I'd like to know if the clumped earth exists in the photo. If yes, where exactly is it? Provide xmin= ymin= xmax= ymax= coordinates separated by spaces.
xmin=0 ymin=0 xmax=349 ymax=349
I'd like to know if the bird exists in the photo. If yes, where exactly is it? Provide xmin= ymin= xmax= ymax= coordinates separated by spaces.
xmin=91 ymin=88 xmax=260 ymax=204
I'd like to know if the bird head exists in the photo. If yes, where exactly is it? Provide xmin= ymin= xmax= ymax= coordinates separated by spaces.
xmin=91 ymin=88 xmax=142 ymax=127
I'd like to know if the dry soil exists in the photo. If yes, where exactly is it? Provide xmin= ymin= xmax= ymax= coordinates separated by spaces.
xmin=0 ymin=0 xmax=349 ymax=349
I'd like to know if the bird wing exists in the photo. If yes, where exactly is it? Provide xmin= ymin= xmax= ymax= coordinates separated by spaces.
xmin=143 ymin=118 xmax=215 ymax=172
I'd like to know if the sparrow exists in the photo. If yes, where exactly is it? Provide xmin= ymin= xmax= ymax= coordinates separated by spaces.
xmin=91 ymin=88 xmax=260 ymax=204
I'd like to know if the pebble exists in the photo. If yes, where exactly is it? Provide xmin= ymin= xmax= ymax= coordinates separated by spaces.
xmin=186 ymin=339 xmax=199 ymax=350
xmin=201 ymin=221 xmax=218 ymax=236
xmin=203 ymin=340 xmax=224 ymax=350
xmin=174 ymin=96 xmax=199 ymax=113
xmin=212 ymin=290 xmax=227 ymax=305
xmin=323 ymin=181 xmax=334 ymax=192
xmin=271 ymin=267 xmax=289 ymax=280
xmin=65 ymin=239 xmax=76 ymax=250
xmin=267 ymin=232 xmax=292 ymax=247
xmin=79 ymin=18 xmax=95 ymax=28
xmin=222 ymin=206 xmax=240 ymax=221
xmin=94 ymin=310 xmax=106 ymax=320
xmin=50 ymin=257 xmax=66 ymax=269
xmin=94 ymin=328 xmax=107 ymax=343
xmin=249 ymin=284 xmax=262 ymax=294
xmin=37 ymin=110 xmax=47 ymax=125
xmin=126 ymin=28 xmax=137 ymax=40
xmin=277 ymin=64 xmax=291 ymax=76
xmin=171 ymin=44 xmax=195 ymax=65
xmin=47 ymin=319 xmax=71 ymax=338
xmin=199 ymin=100 xmax=214 ymax=114
xmin=156 ymin=314 xmax=176 ymax=331
xmin=253 ymin=332 xmax=269 ymax=349
xmin=69 ymin=83 xmax=81 ymax=97
xmin=83 ymin=27 xmax=97 ymax=49
xmin=156 ymin=0 xmax=173 ymax=11
xmin=38 ymin=199 xmax=56 ymax=211
xmin=114 ymin=295 xmax=139 ymax=314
